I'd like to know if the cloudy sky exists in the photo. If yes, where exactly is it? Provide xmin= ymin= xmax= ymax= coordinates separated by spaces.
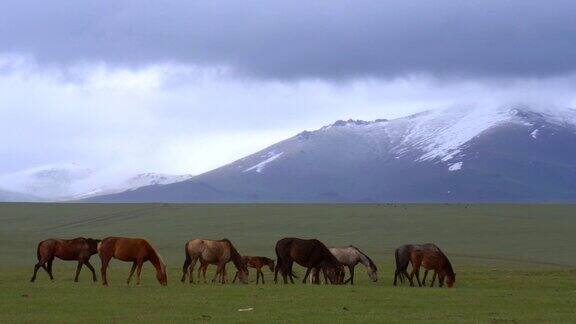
xmin=1 ymin=1 xmax=576 ymax=191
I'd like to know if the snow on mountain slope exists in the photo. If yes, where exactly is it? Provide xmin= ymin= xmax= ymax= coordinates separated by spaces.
xmin=224 ymin=105 xmax=576 ymax=177
xmin=0 ymin=164 xmax=193 ymax=201
xmin=79 ymin=104 xmax=576 ymax=203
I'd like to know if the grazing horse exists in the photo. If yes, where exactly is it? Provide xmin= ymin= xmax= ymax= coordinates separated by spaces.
xmin=409 ymin=243 xmax=456 ymax=288
xmin=232 ymin=256 xmax=275 ymax=284
xmin=328 ymin=246 xmax=378 ymax=284
xmin=30 ymin=237 xmax=100 ymax=282
xmin=393 ymin=244 xmax=421 ymax=286
xmin=98 ymin=237 xmax=167 ymax=286
xmin=274 ymin=237 xmax=343 ymax=285
xmin=180 ymin=239 xmax=249 ymax=284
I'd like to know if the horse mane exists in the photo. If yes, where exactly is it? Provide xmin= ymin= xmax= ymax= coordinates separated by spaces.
xmin=351 ymin=245 xmax=378 ymax=272
xmin=442 ymin=252 xmax=454 ymax=275
xmin=148 ymin=241 xmax=166 ymax=271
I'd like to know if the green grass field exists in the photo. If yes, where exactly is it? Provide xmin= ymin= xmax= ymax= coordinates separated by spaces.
xmin=1 ymin=203 xmax=575 ymax=323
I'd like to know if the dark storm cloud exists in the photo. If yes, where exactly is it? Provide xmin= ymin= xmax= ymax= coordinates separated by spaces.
xmin=1 ymin=0 xmax=576 ymax=79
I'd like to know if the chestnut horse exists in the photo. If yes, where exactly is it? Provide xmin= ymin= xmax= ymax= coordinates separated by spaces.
xmin=30 ymin=237 xmax=100 ymax=282
xmin=180 ymin=239 xmax=248 ymax=284
xmin=274 ymin=237 xmax=344 ymax=285
xmin=410 ymin=243 xmax=455 ymax=288
xmin=232 ymin=256 xmax=275 ymax=284
xmin=98 ymin=237 xmax=167 ymax=286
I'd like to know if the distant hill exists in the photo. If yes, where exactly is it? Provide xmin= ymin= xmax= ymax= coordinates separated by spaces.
xmin=88 ymin=105 xmax=576 ymax=203
xmin=0 ymin=188 xmax=40 ymax=202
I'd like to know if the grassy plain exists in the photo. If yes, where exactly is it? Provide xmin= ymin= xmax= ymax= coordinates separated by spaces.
xmin=0 ymin=203 xmax=575 ymax=323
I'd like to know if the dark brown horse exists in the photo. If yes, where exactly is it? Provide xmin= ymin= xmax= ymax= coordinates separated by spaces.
xmin=98 ymin=237 xmax=167 ymax=286
xmin=274 ymin=237 xmax=343 ymax=285
xmin=232 ymin=256 xmax=275 ymax=284
xmin=30 ymin=237 xmax=100 ymax=282
xmin=393 ymin=244 xmax=421 ymax=286
xmin=410 ymin=243 xmax=456 ymax=288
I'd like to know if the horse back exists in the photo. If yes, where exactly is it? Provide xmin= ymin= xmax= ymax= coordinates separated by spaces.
xmin=100 ymin=237 xmax=151 ymax=262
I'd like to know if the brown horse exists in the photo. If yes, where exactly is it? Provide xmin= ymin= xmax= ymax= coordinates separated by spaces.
xmin=274 ymin=237 xmax=344 ymax=285
xmin=232 ymin=256 xmax=275 ymax=284
xmin=30 ymin=237 xmax=100 ymax=282
xmin=180 ymin=238 xmax=249 ymax=284
xmin=409 ymin=243 xmax=455 ymax=288
xmin=98 ymin=237 xmax=167 ymax=286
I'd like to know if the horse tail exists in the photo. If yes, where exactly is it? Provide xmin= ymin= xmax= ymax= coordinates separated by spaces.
xmin=394 ymin=248 xmax=404 ymax=283
xmin=182 ymin=241 xmax=192 ymax=274
xmin=36 ymin=242 xmax=42 ymax=261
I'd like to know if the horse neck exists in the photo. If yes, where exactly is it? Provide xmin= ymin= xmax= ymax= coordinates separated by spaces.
xmin=228 ymin=245 xmax=245 ymax=271
xmin=355 ymin=249 xmax=373 ymax=269
xmin=148 ymin=246 xmax=165 ymax=273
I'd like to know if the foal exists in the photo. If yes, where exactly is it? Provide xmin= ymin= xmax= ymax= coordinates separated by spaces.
xmin=232 ymin=256 xmax=275 ymax=284
xmin=30 ymin=237 xmax=100 ymax=282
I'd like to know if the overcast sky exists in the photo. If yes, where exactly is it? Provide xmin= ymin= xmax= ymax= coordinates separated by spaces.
xmin=1 ymin=1 xmax=576 ymax=189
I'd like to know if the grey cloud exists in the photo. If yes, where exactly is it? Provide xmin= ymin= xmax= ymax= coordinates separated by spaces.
xmin=2 ymin=0 xmax=576 ymax=80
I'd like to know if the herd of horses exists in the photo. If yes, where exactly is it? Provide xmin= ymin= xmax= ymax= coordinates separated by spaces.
xmin=30 ymin=236 xmax=456 ymax=288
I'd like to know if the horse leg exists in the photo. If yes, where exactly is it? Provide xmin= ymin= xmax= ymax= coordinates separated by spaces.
xmin=232 ymin=271 xmax=238 ymax=283
xmin=345 ymin=265 xmax=355 ymax=285
xmin=100 ymin=256 xmax=111 ymax=286
xmin=402 ymin=269 xmax=412 ymax=286
xmin=84 ymin=260 xmax=97 ymax=282
xmin=260 ymin=269 xmax=265 ymax=284
xmin=74 ymin=261 xmax=83 ymax=282
xmin=221 ymin=265 xmax=227 ymax=284
xmin=202 ymin=264 xmax=208 ymax=283
xmin=302 ymin=267 xmax=313 ymax=284
xmin=422 ymin=269 xmax=429 ymax=286
xmin=287 ymin=261 xmax=295 ymax=284
xmin=31 ymin=255 xmax=50 ymax=282
xmin=393 ymin=269 xmax=399 ymax=286
xmin=135 ymin=260 xmax=144 ymax=285
xmin=430 ymin=271 xmax=437 ymax=287
xmin=188 ymin=257 xmax=198 ymax=284
xmin=212 ymin=263 xmax=222 ymax=284
xmin=127 ymin=262 xmax=137 ymax=285
xmin=46 ymin=258 xmax=55 ymax=281
xmin=181 ymin=253 xmax=191 ymax=283
xmin=414 ymin=268 xmax=422 ymax=287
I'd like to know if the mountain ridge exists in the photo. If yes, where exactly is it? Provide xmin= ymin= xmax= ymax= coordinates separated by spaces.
xmin=87 ymin=105 xmax=576 ymax=203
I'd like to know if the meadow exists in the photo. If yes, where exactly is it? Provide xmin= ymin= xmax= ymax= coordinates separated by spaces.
xmin=1 ymin=203 xmax=575 ymax=323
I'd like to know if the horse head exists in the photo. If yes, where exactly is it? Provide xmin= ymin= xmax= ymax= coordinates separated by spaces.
xmin=446 ymin=273 xmax=456 ymax=288
xmin=367 ymin=263 xmax=378 ymax=282
xmin=156 ymin=262 xmax=168 ymax=286
xmin=86 ymin=238 xmax=101 ymax=255
xmin=267 ymin=259 xmax=275 ymax=272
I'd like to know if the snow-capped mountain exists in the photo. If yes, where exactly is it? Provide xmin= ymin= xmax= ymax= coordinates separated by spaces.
xmin=86 ymin=105 xmax=576 ymax=202
xmin=0 ymin=164 xmax=193 ymax=201
xmin=0 ymin=163 xmax=93 ymax=200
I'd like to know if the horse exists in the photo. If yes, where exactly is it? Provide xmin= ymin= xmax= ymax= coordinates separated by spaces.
xmin=232 ymin=256 xmax=275 ymax=284
xmin=409 ymin=243 xmax=456 ymax=288
xmin=274 ymin=237 xmax=344 ymax=285
xmin=328 ymin=246 xmax=378 ymax=284
xmin=98 ymin=237 xmax=167 ymax=286
xmin=180 ymin=238 xmax=249 ymax=284
xmin=30 ymin=237 xmax=100 ymax=282
xmin=393 ymin=244 xmax=421 ymax=286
